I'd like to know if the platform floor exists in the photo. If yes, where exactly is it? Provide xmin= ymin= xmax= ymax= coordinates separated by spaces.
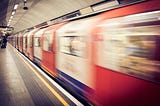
xmin=0 ymin=44 xmax=83 ymax=106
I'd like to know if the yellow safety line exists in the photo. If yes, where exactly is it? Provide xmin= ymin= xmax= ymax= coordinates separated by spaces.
xmin=16 ymin=52 xmax=69 ymax=106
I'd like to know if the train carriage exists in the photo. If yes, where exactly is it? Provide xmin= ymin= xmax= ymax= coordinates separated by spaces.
xmin=33 ymin=28 xmax=46 ymax=66
xmin=92 ymin=0 xmax=160 ymax=105
xmin=41 ymin=23 xmax=66 ymax=77
xmin=27 ymin=28 xmax=39 ymax=60
xmin=55 ymin=17 xmax=102 ymax=104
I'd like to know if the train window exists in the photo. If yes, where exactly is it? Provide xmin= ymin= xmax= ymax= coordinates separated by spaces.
xmin=43 ymin=33 xmax=53 ymax=51
xmin=59 ymin=36 xmax=86 ymax=57
xmin=34 ymin=37 xmax=40 ymax=47
xmin=43 ymin=38 xmax=50 ymax=51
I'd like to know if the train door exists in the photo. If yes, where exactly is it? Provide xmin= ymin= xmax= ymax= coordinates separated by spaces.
xmin=56 ymin=17 xmax=100 ymax=102
xmin=33 ymin=28 xmax=46 ymax=66
xmin=27 ymin=29 xmax=39 ymax=60
xmin=41 ymin=23 xmax=66 ymax=77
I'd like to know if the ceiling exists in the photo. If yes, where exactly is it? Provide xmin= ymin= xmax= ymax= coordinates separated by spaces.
xmin=0 ymin=0 xmax=106 ymax=34
xmin=0 ymin=0 xmax=148 ymax=34
xmin=0 ymin=0 xmax=9 ymax=27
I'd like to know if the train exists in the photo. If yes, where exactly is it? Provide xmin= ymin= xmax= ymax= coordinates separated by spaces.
xmin=8 ymin=0 xmax=160 ymax=105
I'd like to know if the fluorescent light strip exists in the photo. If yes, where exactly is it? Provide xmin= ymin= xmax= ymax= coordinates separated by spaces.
xmin=12 ymin=11 xmax=16 ymax=15
xmin=10 ymin=16 xmax=13 ymax=19
xmin=14 ymin=4 xmax=19 ymax=10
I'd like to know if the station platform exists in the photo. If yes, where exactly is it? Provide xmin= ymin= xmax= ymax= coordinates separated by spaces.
xmin=0 ymin=44 xmax=83 ymax=106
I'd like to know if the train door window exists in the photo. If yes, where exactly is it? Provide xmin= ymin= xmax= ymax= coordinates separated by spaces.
xmin=34 ymin=37 xmax=40 ymax=47
xmin=59 ymin=36 xmax=86 ymax=57
xmin=43 ymin=33 xmax=53 ymax=51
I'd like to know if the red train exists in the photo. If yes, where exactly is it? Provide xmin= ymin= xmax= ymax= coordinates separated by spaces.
xmin=9 ymin=0 xmax=160 ymax=105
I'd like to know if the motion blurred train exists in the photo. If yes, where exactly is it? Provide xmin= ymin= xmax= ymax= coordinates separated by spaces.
xmin=8 ymin=0 xmax=160 ymax=105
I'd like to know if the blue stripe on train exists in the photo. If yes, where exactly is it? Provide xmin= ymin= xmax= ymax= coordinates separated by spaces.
xmin=56 ymin=69 xmax=93 ymax=97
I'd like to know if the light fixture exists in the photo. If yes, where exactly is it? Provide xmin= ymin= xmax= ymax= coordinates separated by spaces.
xmin=7 ymin=3 xmax=19 ymax=28
xmin=14 ymin=4 xmax=19 ymax=10
xmin=7 ymin=23 xmax=10 ymax=26
xmin=11 ymin=11 xmax=16 ymax=15
xmin=23 ymin=0 xmax=28 ymax=10
xmin=9 ymin=19 xmax=12 ymax=22
xmin=10 ymin=15 xmax=13 ymax=19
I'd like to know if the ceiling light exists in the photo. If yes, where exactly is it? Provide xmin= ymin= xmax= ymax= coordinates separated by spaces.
xmin=23 ymin=0 xmax=28 ymax=10
xmin=10 ymin=16 xmax=13 ymax=19
xmin=7 ymin=23 xmax=10 ymax=26
xmin=14 ymin=4 xmax=19 ymax=10
xmin=11 ymin=11 xmax=16 ymax=15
